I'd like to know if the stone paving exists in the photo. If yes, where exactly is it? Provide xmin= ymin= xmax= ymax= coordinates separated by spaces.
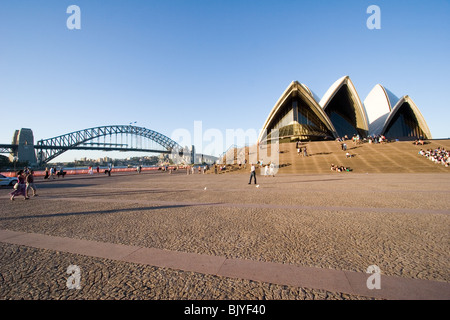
xmin=0 ymin=170 xmax=449 ymax=300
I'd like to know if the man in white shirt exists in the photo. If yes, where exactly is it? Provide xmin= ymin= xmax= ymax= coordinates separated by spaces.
xmin=248 ymin=163 xmax=257 ymax=184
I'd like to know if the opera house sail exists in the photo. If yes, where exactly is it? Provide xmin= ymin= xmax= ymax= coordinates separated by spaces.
xmin=259 ymin=76 xmax=432 ymax=144
xmin=319 ymin=76 xmax=369 ymax=139
xmin=364 ymin=84 xmax=397 ymax=136
xmin=258 ymin=81 xmax=337 ymax=144
xmin=381 ymin=95 xmax=432 ymax=139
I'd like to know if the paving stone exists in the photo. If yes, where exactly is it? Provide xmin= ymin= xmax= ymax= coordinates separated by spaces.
xmin=0 ymin=170 xmax=449 ymax=300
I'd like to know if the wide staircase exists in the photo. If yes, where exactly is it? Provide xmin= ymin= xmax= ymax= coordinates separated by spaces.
xmin=279 ymin=139 xmax=450 ymax=174
xmin=212 ymin=139 xmax=450 ymax=174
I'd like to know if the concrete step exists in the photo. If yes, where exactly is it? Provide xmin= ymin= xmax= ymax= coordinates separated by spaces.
xmin=277 ymin=140 xmax=450 ymax=174
xmin=219 ymin=139 xmax=450 ymax=174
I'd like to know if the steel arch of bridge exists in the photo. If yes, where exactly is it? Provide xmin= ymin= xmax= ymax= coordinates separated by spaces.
xmin=36 ymin=125 xmax=181 ymax=164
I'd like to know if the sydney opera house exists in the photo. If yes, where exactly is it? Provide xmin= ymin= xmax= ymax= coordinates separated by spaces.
xmin=258 ymin=76 xmax=432 ymax=144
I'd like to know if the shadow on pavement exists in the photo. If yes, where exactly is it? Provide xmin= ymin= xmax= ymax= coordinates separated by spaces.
xmin=0 ymin=204 xmax=192 ymax=221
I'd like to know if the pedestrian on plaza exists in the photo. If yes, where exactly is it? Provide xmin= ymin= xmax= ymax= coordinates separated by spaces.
xmin=44 ymin=167 xmax=49 ymax=179
xmin=9 ymin=170 xmax=29 ymax=201
xmin=248 ymin=163 xmax=257 ymax=184
xmin=26 ymin=170 xmax=38 ymax=197
xmin=269 ymin=162 xmax=275 ymax=177
xmin=50 ymin=167 xmax=55 ymax=179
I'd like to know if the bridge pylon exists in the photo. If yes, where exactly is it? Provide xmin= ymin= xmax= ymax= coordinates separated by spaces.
xmin=10 ymin=128 xmax=37 ymax=166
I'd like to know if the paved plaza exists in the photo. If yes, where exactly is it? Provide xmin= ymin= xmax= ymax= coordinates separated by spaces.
xmin=0 ymin=170 xmax=449 ymax=300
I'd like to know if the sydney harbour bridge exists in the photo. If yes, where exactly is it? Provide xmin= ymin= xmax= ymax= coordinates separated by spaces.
xmin=0 ymin=125 xmax=198 ymax=166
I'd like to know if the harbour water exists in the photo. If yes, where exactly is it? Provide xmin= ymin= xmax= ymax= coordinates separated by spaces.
xmin=1 ymin=165 xmax=175 ymax=177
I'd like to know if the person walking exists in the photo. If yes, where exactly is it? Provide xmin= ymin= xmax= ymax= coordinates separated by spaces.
xmin=26 ymin=170 xmax=38 ymax=197
xmin=9 ymin=170 xmax=29 ymax=200
xmin=50 ymin=166 xmax=56 ymax=179
xmin=248 ymin=163 xmax=257 ymax=184
xmin=269 ymin=162 xmax=275 ymax=177
xmin=107 ymin=163 xmax=112 ymax=176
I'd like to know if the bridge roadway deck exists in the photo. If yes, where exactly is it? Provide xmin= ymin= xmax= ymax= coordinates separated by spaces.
xmin=0 ymin=170 xmax=449 ymax=300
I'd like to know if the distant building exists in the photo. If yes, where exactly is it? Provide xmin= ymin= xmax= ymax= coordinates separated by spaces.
xmin=169 ymin=145 xmax=218 ymax=165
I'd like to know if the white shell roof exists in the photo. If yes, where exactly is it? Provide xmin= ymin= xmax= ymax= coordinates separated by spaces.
xmin=258 ymin=77 xmax=432 ymax=142
xmin=258 ymin=81 xmax=336 ymax=142
xmin=319 ymin=76 xmax=348 ymax=108
xmin=319 ymin=76 xmax=369 ymax=133
xmin=300 ymin=83 xmax=321 ymax=103
xmin=381 ymin=95 xmax=432 ymax=139
xmin=364 ymin=84 xmax=398 ymax=136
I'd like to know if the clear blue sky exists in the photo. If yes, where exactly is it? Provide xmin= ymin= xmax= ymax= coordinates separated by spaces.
xmin=1 ymin=0 xmax=449 ymax=162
